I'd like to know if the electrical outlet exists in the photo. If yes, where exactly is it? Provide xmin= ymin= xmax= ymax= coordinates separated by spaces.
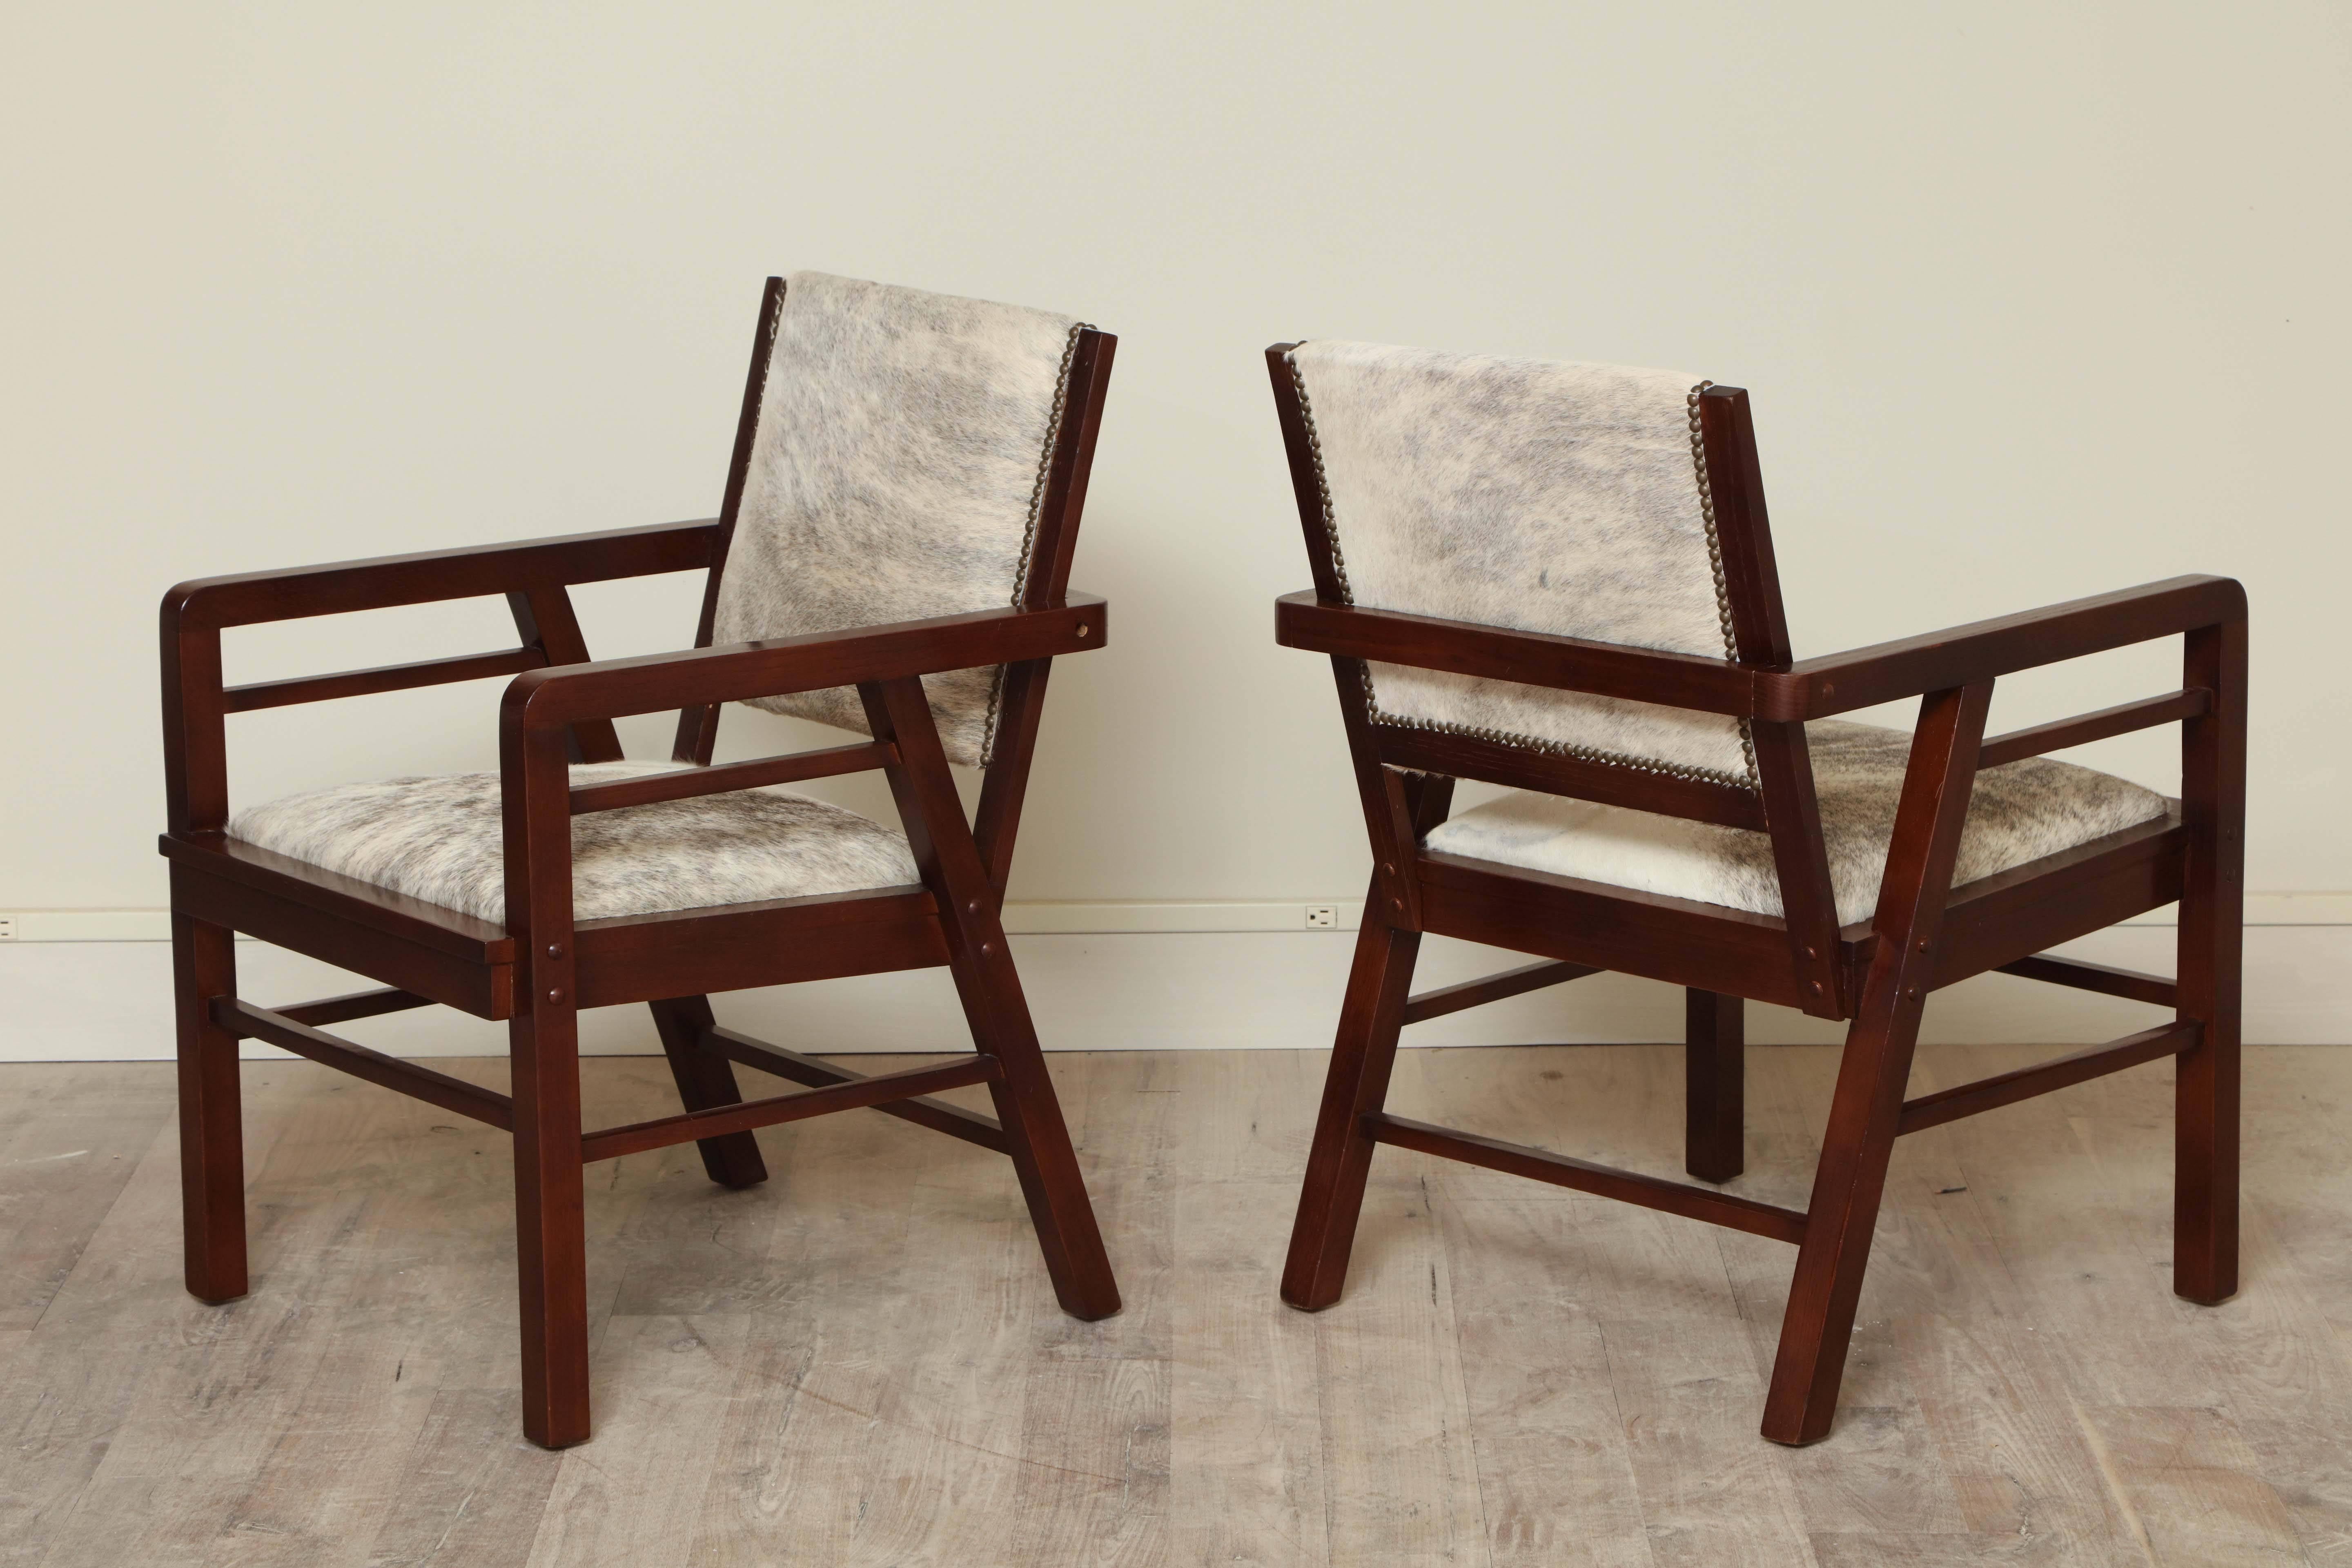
xmin=1304 ymin=905 xmax=1338 ymax=929
xmin=0 ymin=917 xmax=16 ymax=940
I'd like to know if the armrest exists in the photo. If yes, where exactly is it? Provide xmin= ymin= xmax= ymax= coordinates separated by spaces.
xmin=1757 ymin=575 xmax=2245 ymax=719
xmin=505 ymin=595 xmax=1107 ymax=730
xmin=1274 ymin=592 xmax=1757 ymax=715
xmin=161 ymin=517 xmax=722 ymax=631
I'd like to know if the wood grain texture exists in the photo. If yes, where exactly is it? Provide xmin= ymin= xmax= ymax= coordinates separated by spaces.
xmin=1 ymin=1044 xmax=2340 ymax=1566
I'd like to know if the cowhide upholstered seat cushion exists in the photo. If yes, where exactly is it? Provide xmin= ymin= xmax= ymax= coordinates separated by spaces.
xmin=1421 ymin=720 xmax=2170 ymax=925
xmin=227 ymin=763 xmax=919 ymax=926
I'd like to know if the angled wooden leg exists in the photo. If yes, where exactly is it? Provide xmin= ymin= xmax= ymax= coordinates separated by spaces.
xmin=510 ymin=1002 xmax=592 ymax=1448
xmin=1764 ymin=681 xmax=1991 ymax=1446
xmin=1684 ymin=989 xmax=1744 ymax=1184
xmin=1762 ymin=972 xmax=1928 ymax=1445
xmin=1281 ymin=909 xmax=1421 ymax=1311
xmin=172 ymin=910 xmax=247 ymax=1304
xmin=864 ymin=677 xmax=1119 ymax=1321
xmin=2175 ymin=616 xmax=2245 ymax=1304
xmin=648 ymin=996 xmax=767 ymax=1189
xmin=959 ymin=951 xmax=1122 ymax=1320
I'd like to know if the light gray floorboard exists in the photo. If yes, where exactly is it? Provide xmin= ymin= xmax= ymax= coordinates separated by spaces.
xmin=0 ymin=1045 xmax=2343 ymax=1565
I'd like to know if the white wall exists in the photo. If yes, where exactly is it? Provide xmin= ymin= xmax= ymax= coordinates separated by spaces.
xmin=3 ymin=3 xmax=2347 ymax=1049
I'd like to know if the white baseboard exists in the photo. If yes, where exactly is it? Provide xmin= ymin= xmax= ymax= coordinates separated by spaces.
xmin=1 ymin=908 xmax=2345 ymax=1061
xmin=6 ymin=894 xmax=2350 ymax=943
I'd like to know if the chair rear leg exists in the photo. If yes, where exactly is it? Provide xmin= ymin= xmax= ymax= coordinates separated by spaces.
xmin=172 ymin=912 xmax=247 ymax=1304
xmin=1685 ymin=989 xmax=1744 ymax=1184
xmin=510 ymin=1005 xmax=592 ymax=1448
xmin=956 ymin=942 xmax=1122 ymax=1321
xmin=1281 ymin=917 xmax=1421 ymax=1312
xmin=1765 ymin=679 xmax=1991 ymax=1446
xmin=648 ymin=996 xmax=768 ymax=1189
xmin=1761 ymin=978 xmax=1927 ymax=1445
xmin=2176 ymin=617 xmax=2245 ymax=1304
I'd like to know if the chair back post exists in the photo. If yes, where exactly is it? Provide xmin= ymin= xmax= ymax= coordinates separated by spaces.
xmin=1694 ymin=386 xmax=1846 ymax=1018
xmin=1265 ymin=345 xmax=1439 ymax=920
xmin=971 ymin=327 xmax=1118 ymax=891
xmin=672 ymin=274 xmax=788 ymax=765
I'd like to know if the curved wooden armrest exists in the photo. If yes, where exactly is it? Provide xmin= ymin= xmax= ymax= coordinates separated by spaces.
xmin=505 ymin=595 xmax=1108 ymax=730
xmin=161 ymin=518 xmax=722 ymax=630
xmin=1274 ymin=592 xmax=1757 ymax=715
xmin=1761 ymin=575 xmax=2245 ymax=719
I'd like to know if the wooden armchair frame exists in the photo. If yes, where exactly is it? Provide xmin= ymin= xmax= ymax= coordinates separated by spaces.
xmin=158 ymin=304 xmax=1120 ymax=1449
xmin=1267 ymin=347 xmax=2247 ymax=1446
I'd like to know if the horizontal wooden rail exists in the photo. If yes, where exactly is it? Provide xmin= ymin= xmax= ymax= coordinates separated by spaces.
xmin=1979 ymin=689 xmax=2209 ymax=769
xmin=1766 ymin=575 xmax=2243 ymax=719
xmin=274 ymin=987 xmax=435 ymax=1028
xmin=1403 ymin=960 xmax=1600 ymax=1026
xmin=1379 ymin=724 xmax=1769 ymax=830
xmin=168 ymin=517 xmax=721 ymax=630
xmin=216 ymin=998 xmax=513 ymax=1130
xmin=1276 ymin=592 xmax=1758 ymax=716
xmin=580 ymin=1055 xmax=1001 ymax=1163
xmin=569 ymin=743 xmax=897 ymax=815
xmin=1995 ymin=953 xmax=2176 ymax=1008
xmin=704 ymin=1025 xmax=1008 ymax=1152
xmin=225 ymin=648 xmax=540 ymax=712
xmin=513 ymin=597 xmax=1104 ymax=728
xmin=1367 ymin=1113 xmax=1809 ymax=1245
xmin=1897 ymin=1020 xmax=2198 ymax=1136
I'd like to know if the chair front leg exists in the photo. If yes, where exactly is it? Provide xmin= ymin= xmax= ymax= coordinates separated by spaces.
xmin=648 ymin=996 xmax=768 ymax=1189
xmin=172 ymin=909 xmax=247 ymax=1303
xmin=510 ymin=1002 xmax=591 ymax=1449
xmin=502 ymin=719 xmax=592 ymax=1448
xmin=1281 ymin=906 xmax=1420 ymax=1311
xmin=1763 ymin=682 xmax=1991 ymax=1446
xmin=2175 ymin=616 xmax=2246 ymax=1304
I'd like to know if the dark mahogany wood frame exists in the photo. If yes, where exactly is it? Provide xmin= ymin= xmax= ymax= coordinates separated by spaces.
xmin=1265 ymin=345 xmax=2247 ymax=1446
xmin=156 ymin=279 xmax=1122 ymax=1449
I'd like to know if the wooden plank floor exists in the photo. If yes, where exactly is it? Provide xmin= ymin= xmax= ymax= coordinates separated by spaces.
xmin=0 ymin=1042 xmax=2346 ymax=1566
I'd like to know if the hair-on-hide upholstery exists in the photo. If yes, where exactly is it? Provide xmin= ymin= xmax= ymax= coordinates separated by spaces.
xmin=1423 ymin=719 xmax=2171 ymax=924
xmin=1285 ymin=341 xmax=1752 ymax=788
xmin=227 ymin=763 xmax=919 ymax=925
xmin=710 ymin=272 xmax=1084 ymax=768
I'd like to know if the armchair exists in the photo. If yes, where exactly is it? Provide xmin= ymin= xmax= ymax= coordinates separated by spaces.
xmin=159 ymin=272 xmax=1120 ymax=1448
xmin=1265 ymin=338 xmax=2245 ymax=1446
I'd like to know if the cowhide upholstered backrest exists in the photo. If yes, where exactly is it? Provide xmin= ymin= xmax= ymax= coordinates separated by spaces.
xmin=710 ymin=272 xmax=1087 ymax=767
xmin=1282 ymin=340 xmax=1756 ymax=791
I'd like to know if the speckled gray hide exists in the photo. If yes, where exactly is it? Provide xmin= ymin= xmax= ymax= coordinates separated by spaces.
xmin=227 ymin=762 xmax=919 ymax=925
xmin=1423 ymin=720 xmax=2170 ymax=923
xmin=1287 ymin=340 xmax=1752 ymax=788
xmin=710 ymin=272 xmax=1082 ymax=767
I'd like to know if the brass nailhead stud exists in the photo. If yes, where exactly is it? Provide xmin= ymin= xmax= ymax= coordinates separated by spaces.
xmin=1804 ymin=947 xmax=1817 ymax=960
xmin=966 ymin=900 xmax=980 ymax=914
xmin=1809 ymin=981 xmax=1822 ymax=995
xmin=1076 ymin=624 xmax=1091 ymax=638
xmin=979 ymin=941 xmax=994 ymax=956
xmin=546 ymin=943 xmax=562 ymax=960
xmin=546 ymin=988 xmax=563 ymax=1003
xmin=1381 ymin=862 xmax=1396 ymax=876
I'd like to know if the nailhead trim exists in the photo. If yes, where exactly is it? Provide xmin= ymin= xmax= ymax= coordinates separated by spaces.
xmin=1686 ymin=381 xmax=1761 ymax=789
xmin=1288 ymin=348 xmax=1760 ymax=795
xmin=980 ymin=320 xmax=1087 ymax=768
